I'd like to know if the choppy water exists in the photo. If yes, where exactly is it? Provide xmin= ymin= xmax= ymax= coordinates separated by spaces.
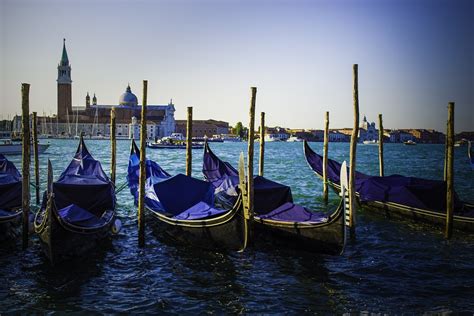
xmin=1 ymin=140 xmax=473 ymax=313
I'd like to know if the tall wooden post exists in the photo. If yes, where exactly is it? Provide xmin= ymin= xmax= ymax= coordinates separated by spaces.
xmin=378 ymin=113 xmax=384 ymax=177
xmin=323 ymin=111 xmax=329 ymax=202
xmin=259 ymin=112 xmax=265 ymax=176
xmin=33 ymin=111 xmax=40 ymax=205
xmin=445 ymin=102 xmax=455 ymax=239
xmin=110 ymin=107 xmax=116 ymax=184
xmin=348 ymin=64 xmax=360 ymax=239
xmin=138 ymin=80 xmax=148 ymax=247
xmin=444 ymin=130 xmax=448 ymax=181
xmin=21 ymin=83 xmax=31 ymax=249
xmin=247 ymin=87 xmax=257 ymax=220
xmin=186 ymin=107 xmax=193 ymax=177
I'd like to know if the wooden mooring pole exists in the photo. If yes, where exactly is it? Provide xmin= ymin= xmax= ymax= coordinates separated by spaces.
xmin=21 ymin=83 xmax=31 ymax=249
xmin=259 ymin=112 xmax=265 ymax=176
xmin=33 ymin=111 xmax=40 ymax=205
xmin=186 ymin=107 xmax=193 ymax=177
xmin=247 ymin=87 xmax=257 ymax=221
xmin=348 ymin=64 xmax=360 ymax=239
xmin=323 ymin=111 xmax=329 ymax=202
xmin=445 ymin=102 xmax=454 ymax=239
xmin=110 ymin=107 xmax=116 ymax=185
xmin=378 ymin=114 xmax=384 ymax=177
xmin=138 ymin=80 xmax=148 ymax=247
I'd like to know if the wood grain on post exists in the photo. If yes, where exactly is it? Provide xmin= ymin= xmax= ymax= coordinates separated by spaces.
xmin=445 ymin=102 xmax=455 ymax=239
xmin=33 ymin=111 xmax=40 ymax=205
xmin=323 ymin=111 xmax=329 ymax=202
xmin=186 ymin=107 xmax=193 ymax=177
xmin=247 ymin=87 xmax=257 ymax=220
xmin=259 ymin=112 xmax=265 ymax=176
xmin=349 ymin=64 xmax=360 ymax=238
xmin=138 ymin=80 xmax=148 ymax=247
xmin=378 ymin=114 xmax=384 ymax=177
xmin=110 ymin=108 xmax=116 ymax=184
xmin=21 ymin=83 xmax=31 ymax=249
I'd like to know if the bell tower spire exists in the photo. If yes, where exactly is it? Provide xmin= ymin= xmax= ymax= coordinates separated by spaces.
xmin=57 ymin=38 xmax=72 ymax=120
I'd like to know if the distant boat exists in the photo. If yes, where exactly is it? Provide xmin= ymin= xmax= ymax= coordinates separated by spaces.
xmin=287 ymin=136 xmax=304 ymax=142
xmin=403 ymin=140 xmax=417 ymax=145
xmin=362 ymin=140 xmax=377 ymax=145
xmin=455 ymin=139 xmax=468 ymax=147
xmin=264 ymin=134 xmax=283 ymax=142
xmin=0 ymin=139 xmax=49 ymax=155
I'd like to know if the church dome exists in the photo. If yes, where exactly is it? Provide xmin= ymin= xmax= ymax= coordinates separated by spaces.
xmin=119 ymin=84 xmax=138 ymax=106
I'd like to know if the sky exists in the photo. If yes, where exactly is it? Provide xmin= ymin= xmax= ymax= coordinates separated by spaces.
xmin=0 ymin=0 xmax=472 ymax=132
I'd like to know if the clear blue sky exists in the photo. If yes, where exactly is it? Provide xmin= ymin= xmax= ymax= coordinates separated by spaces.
xmin=1 ymin=0 xmax=472 ymax=132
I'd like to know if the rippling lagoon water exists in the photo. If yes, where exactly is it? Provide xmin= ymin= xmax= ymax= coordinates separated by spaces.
xmin=1 ymin=139 xmax=473 ymax=313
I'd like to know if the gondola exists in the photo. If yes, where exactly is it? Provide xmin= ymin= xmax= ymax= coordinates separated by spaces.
xmin=303 ymin=141 xmax=474 ymax=231
xmin=34 ymin=136 xmax=118 ymax=264
xmin=0 ymin=154 xmax=22 ymax=241
xmin=127 ymin=140 xmax=247 ymax=251
xmin=202 ymin=142 xmax=348 ymax=255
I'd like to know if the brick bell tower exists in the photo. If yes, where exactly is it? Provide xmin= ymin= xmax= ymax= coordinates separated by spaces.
xmin=57 ymin=38 xmax=72 ymax=121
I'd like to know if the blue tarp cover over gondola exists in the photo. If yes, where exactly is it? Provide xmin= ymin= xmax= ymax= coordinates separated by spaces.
xmin=52 ymin=138 xmax=115 ymax=218
xmin=304 ymin=141 xmax=466 ymax=213
xmin=127 ymin=140 xmax=226 ymax=219
xmin=202 ymin=143 xmax=293 ymax=216
xmin=0 ymin=154 xmax=22 ymax=211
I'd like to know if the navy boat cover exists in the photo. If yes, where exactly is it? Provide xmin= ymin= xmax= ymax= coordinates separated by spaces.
xmin=0 ymin=154 xmax=22 ymax=211
xmin=303 ymin=141 xmax=467 ymax=213
xmin=52 ymin=138 xmax=115 ymax=219
xmin=202 ymin=143 xmax=296 ymax=217
xmin=127 ymin=140 xmax=227 ymax=220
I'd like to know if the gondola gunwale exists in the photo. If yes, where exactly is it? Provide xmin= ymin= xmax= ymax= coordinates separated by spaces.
xmin=303 ymin=140 xmax=474 ymax=229
xmin=0 ymin=207 xmax=22 ymax=223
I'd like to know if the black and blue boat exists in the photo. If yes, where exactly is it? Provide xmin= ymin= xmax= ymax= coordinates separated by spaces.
xmin=469 ymin=141 xmax=474 ymax=169
xmin=202 ymin=142 xmax=347 ymax=255
xmin=303 ymin=141 xmax=474 ymax=231
xmin=34 ymin=136 xmax=118 ymax=264
xmin=127 ymin=140 xmax=247 ymax=251
xmin=0 ymin=154 xmax=22 ymax=241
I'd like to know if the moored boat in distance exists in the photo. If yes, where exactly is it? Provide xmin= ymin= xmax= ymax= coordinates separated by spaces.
xmin=0 ymin=139 xmax=50 ymax=155
xmin=303 ymin=141 xmax=474 ymax=231
xmin=34 ymin=136 xmax=120 ymax=264
xmin=362 ymin=140 xmax=377 ymax=145
xmin=127 ymin=140 xmax=247 ymax=251
xmin=403 ymin=140 xmax=417 ymax=145
xmin=287 ymin=136 xmax=304 ymax=142
xmin=0 ymin=154 xmax=23 ymax=241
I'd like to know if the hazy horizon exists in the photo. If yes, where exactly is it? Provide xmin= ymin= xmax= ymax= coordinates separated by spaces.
xmin=1 ymin=0 xmax=472 ymax=132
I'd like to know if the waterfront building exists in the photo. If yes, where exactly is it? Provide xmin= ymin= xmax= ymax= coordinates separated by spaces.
xmin=175 ymin=119 xmax=230 ymax=138
xmin=329 ymin=131 xmax=349 ymax=142
xmin=12 ymin=39 xmax=176 ymax=139
xmin=358 ymin=116 xmax=379 ymax=142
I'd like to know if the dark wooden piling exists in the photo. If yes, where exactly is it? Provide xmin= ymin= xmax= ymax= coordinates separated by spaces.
xmin=348 ymin=64 xmax=360 ymax=238
xmin=323 ymin=111 xmax=329 ymax=202
xmin=259 ymin=112 xmax=265 ymax=176
xmin=378 ymin=113 xmax=384 ymax=177
xmin=445 ymin=102 xmax=454 ymax=239
xmin=33 ymin=111 xmax=40 ymax=205
xmin=110 ymin=108 xmax=116 ymax=184
xmin=21 ymin=83 xmax=31 ymax=249
xmin=247 ymin=87 xmax=257 ymax=220
xmin=186 ymin=107 xmax=193 ymax=177
xmin=138 ymin=80 xmax=148 ymax=247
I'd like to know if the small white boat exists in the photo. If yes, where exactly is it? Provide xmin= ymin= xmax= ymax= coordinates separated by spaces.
xmin=0 ymin=139 xmax=50 ymax=155
xmin=287 ymin=136 xmax=303 ymax=142
xmin=403 ymin=140 xmax=417 ymax=145
xmin=362 ymin=140 xmax=377 ymax=145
